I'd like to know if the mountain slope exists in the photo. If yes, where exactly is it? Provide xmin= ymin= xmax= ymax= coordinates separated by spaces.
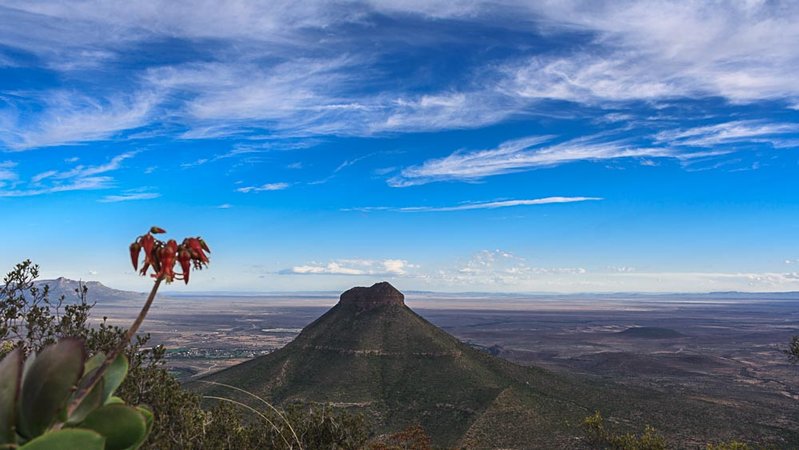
xmin=192 ymin=282 xmax=799 ymax=448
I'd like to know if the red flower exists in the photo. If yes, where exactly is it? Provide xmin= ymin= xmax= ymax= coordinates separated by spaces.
xmin=156 ymin=239 xmax=179 ymax=281
xmin=178 ymin=248 xmax=192 ymax=284
xmin=129 ymin=242 xmax=142 ymax=271
xmin=184 ymin=237 xmax=209 ymax=263
xmin=132 ymin=228 xmax=209 ymax=285
xmin=141 ymin=234 xmax=155 ymax=265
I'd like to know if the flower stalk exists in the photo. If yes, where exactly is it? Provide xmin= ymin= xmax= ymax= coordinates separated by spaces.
xmin=65 ymin=227 xmax=210 ymax=417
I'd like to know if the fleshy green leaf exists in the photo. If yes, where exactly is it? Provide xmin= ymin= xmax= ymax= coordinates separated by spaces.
xmin=18 ymin=338 xmax=86 ymax=438
xmin=66 ymin=375 xmax=105 ymax=425
xmin=105 ymin=396 xmax=125 ymax=405
xmin=67 ymin=352 xmax=110 ymax=423
xmin=79 ymin=404 xmax=146 ymax=450
xmin=19 ymin=429 xmax=105 ymax=450
xmin=84 ymin=353 xmax=105 ymax=374
xmin=124 ymin=406 xmax=153 ymax=450
xmin=101 ymin=354 xmax=128 ymax=402
xmin=0 ymin=348 xmax=23 ymax=444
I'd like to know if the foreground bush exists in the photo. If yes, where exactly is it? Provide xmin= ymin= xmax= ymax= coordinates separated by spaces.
xmin=583 ymin=411 xmax=667 ymax=450
xmin=582 ymin=412 xmax=758 ymax=450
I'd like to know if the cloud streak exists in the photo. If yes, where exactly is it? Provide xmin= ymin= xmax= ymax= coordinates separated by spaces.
xmin=0 ymin=176 xmax=112 ymax=197
xmin=389 ymin=134 xmax=715 ymax=187
xmin=236 ymin=182 xmax=290 ymax=193
xmin=0 ymin=91 xmax=157 ymax=150
xmin=0 ymin=151 xmax=138 ymax=197
xmin=655 ymin=120 xmax=799 ymax=147
xmin=347 ymin=196 xmax=601 ymax=213
xmin=99 ymin=192 xmax=160 ymax=202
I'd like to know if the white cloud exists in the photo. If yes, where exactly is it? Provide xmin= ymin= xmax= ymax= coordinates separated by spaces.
xmin=181 ymin=158 xmax=208 ymax=168
xmin=1 ymin=1 xmax=798 ymax=150
xmin=99 ymin=191 xmax=160 ymax=203
xmin=432 ymin=250 xmax=588 ymax=287
xmin=518 ymin=1 xmax=799 ymax=103
xmin=281 ymin=258 xmax=417 ymax=276
xmin=389 ymin=134 xmax=713 ymax=187
xmin=382 ymin=259 xmax=411 ymax=275
xmin=53 ymin=151 xmax=137 ymax=179
xmin=437 ymin=269 xmax=799 ymax=292
xmin=0 ymin=91 xmax=158 ymax=150
xmin=413 ymin=250 xmax=799 ymax=292
xmin=0 ymin=151 xmax=138 ymax=197
xmin=0 ymin=176 xmax=112 ymax=197
xmin=31 ymin=170 xmax=57 ymax=183
xmin=217 ymin=203 xmax=233 ymax=209
xmin=655 ymin=120 xmax=799 ymax=147
xmin=372 ymin=91 xmax=521 ymax=133
xmin=0 ymin=161 xmax=18 ymax=185
xmin=236 ymin=182 xmax=289 ymax=193
xmin=347 ymin=196 xmax=601 ymax=212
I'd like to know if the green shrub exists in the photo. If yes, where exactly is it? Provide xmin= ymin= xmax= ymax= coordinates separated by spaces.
xmin=706 ymin=441 xmax=751 ymax=450
xmin=583 ymin=411 xmax=667 ymax=450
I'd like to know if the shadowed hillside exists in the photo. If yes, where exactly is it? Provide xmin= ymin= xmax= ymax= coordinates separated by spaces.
xmin=191 ymin=283 xmax=799 ymax=448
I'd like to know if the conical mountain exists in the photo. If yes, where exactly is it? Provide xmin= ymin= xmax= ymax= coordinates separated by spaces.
xmin=192 ymin=282 xmax=796 ymax=448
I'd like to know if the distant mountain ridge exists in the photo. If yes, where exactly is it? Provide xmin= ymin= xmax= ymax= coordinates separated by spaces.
xmin=32 ymin=277 xmax=145 ymax=303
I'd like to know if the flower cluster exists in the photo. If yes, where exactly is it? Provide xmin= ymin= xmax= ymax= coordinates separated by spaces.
xmin=129 ymin=226 xmax=210 ymax=284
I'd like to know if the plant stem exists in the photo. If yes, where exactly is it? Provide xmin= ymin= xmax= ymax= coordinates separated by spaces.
xmin=64 ymin=277 xmax=163 ymax=418
xmin=120 ymin=277 xmax=163 ymax=348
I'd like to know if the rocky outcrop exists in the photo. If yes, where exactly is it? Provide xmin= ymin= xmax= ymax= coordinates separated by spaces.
xmin=338 ymin=281 xmax=404 ymax=310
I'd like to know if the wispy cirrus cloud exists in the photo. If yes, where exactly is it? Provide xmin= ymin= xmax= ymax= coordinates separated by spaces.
xmin=36 ymin=151 xmax=137 ymax=180
xmin=346 ymin=196 xmax=601 ymax=213
xmin=655 ymin=120 xmax=799 ymax=148
xmin=515 ymin=1 xmax=799 ymax=104
xmin=1 ymin=1 xmax=797 ymax=151
xmin=0 ymin=91 xmax=158 ymax=150
xmin=389 ymin=116 xmax=799 ymax=187
xmin=236 ymin=182 xmax=290 ymax=193
xmin=0 ymin=176 xmax=111 ymax=197
xmin=388 ymin=134 xmax=711 ymax=187
xmin=99 ymin=190 xmax=160 ymax=203
xmin=0 ymin=161 xmax=18 ymax=187
xmin=0 ymin=151 xmax=137 ymax=197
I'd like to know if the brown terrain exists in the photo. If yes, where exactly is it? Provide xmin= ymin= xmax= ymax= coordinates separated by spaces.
xmin=84 ymin=287 xmax=799 ymax=445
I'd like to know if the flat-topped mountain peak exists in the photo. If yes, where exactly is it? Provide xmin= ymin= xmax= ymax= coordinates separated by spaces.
xmin=194 ymin=282 xmax=754 ymax=448
xmin=338 ymin=281 xmax=404 ymax=310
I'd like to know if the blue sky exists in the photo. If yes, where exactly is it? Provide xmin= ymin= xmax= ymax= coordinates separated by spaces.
xmin=1 ymin=1 xmax=798 ymax=293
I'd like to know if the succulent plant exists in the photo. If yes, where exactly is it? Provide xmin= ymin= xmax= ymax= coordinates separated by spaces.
xmin=0 ymin=226 xmax=210 ymax=450
xmin=0 ymin=338 xmax=153 ymax=450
